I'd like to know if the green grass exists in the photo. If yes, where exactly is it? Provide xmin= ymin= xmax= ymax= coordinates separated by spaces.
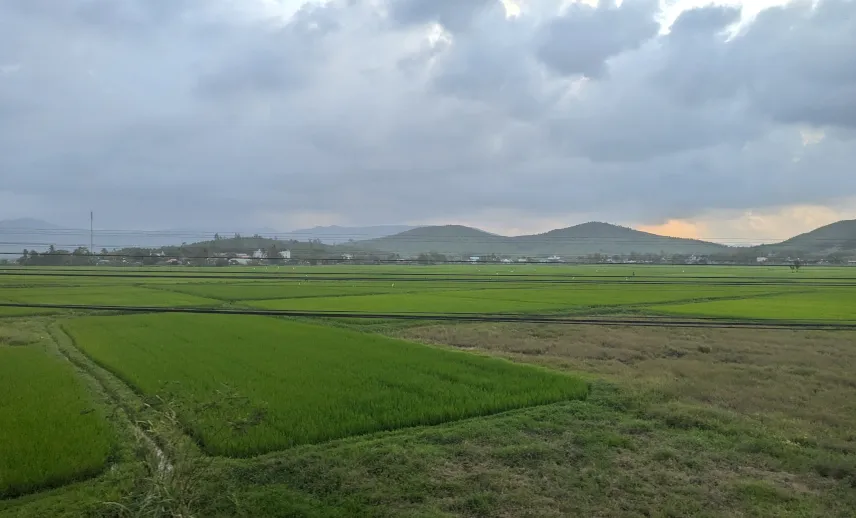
xmin=4 ymin=305 xmax=856 ymax=516
xmin=247 ymin=291 xmax=572 ymax=314
xmin=152 ymin=280 xmax=490 ymax=302
xmin=651 ymin=288 xmax=856 ymax=322
xmin=0 ymin=286 xmax=219 ymax=311
xmin=0 ymin=346 xmax=114 ymax=498
xmin=247 ymin=285 xmax=789 ymax=315
xmin=2 ymin=264 xmax=855 ymax=515
xmin=63 ymin=313 xmax=588 ymax=457
xmin=424 ymin=285 xmax=785 ymax=306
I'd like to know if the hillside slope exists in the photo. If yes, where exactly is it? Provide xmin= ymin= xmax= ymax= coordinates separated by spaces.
xmin=361 ymin=225 xmax=506 ymax=256
xmin=758 ymin=219 xmax=856 ymax=256
xmin=517 ymin=222 xmax=729 ymax=256
xmin=360 ymin=222 xmax=729 ymax=258
xmin=280 ymin=225 xmax=418 ymax=244
xmin=0 ymin=218 xmax=78 ymax=255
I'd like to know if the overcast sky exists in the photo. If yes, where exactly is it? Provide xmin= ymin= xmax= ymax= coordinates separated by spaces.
xmin=1 ymin=0 xmax=854 ymax=243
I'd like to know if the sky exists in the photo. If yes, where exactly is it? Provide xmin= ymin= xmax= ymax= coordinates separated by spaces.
xmin=1 ymin=0 xmax=855 ymax=243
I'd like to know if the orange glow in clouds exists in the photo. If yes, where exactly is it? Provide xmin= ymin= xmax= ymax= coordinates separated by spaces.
xmin=638 ymin=220 xmax=704 ymax=240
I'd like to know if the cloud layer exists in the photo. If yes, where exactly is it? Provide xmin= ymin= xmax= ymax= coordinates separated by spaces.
xmin=1 ymin=0 xmax=854 ymax=236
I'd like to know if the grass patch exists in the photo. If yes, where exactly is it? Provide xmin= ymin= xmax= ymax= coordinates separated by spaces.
xmin=247 ymin=292 xmax=571 ymax=314
xmin=63 ymin=313 xmax=587 ymax=457
xmin=0 ymin=286 xmax=219 ymax=308
xmin=0 ymin=346 xmax=114 ymax=498
xmin=247 ymin=285 xmax=792 ymax=315
xmin=651 ymin=288 xmax=856 ymax=322
xmin=150 ymin=280 xmax=498 ymax=302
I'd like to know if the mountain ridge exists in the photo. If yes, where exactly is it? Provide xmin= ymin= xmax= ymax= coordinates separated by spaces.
xmin=279 ymin=225 xmax=420 ymax=244
xmin=2 ymin=218 xmax=856 ymax=260
xmin=360 ymin=221 xmax=731 ymax=257
xmin=756 ymin=219 xmax=856 ymax=256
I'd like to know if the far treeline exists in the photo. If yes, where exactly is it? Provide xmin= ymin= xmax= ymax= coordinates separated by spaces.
xmin=5 ymin=220 xmax=856 ymax=266
xmin=11 ymin=234 xmax=399 ymax=267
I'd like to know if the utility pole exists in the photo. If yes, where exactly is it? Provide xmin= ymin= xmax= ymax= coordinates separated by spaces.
xmin=90 ymin=211 xmax=94 ymax=256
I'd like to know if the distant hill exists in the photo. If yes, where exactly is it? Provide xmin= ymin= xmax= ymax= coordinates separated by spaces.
xmin=279 ymin=225 xmax=419 ymax=244
xmin=359 ymin=222 xmax=730 ymax=258
xmin=360 ymin=225 xmax=506 ymax=257
xmin=756 ymin=219 xmax=856 ymax=256
xmin=0 ymin=218 xmax=82 ymax=256
xmin=517 ymin=222 xmax=729 ymax=256
xmin=0 ymin=218 xmax=63 ymax=230
xmin=4 ymin=216 xmax=855 ymax=262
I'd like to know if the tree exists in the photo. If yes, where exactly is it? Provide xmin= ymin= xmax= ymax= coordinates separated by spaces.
xmin=71 ymin=247 xmax=91 ymax=266
xmin=826 ymin=252 xmax=846 ymax=265
xmin=267 ymin=243 xmax=282 ymax=265
xmin=790 ymin=259 xmax=802 ymax=272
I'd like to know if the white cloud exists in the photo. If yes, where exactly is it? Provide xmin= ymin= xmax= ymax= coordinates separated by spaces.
xmin=0 ymin=0 xmax=854 ymax=240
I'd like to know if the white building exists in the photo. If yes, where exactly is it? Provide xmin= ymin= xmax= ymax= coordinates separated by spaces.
xmin=252 ymin=249 xmax=266 ymax=259
xmin=280 ymin=250 xmax=291 ymax=260
xmin=757 ymin=257 xmax=768 ymax=263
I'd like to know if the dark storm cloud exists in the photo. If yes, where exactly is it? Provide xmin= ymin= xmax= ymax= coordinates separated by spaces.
xmin=1 ymin=0 xmax=855 ymax=231
xmin=536 ymin=0 xmax=660 ymax=78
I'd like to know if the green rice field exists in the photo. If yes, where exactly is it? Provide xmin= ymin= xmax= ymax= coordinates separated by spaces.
xmin=0 ymin=346 xmax=114 ymax=498
xmin=246 ymin=284 xmax=793 ymax=315
xmin=653 ymin=288 xmax=856 ymax=322
xmin=2 ymin=264 xmax=855 ymax=515
xmin=64 ymin=313 xmax=588 ymax=456
xmin=0 ymin=286 xmax=219 ymax=316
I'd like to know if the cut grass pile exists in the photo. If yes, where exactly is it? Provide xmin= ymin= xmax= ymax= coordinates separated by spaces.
xmin=0 ymin=346 xmax=114 ymax=498
xmin=63 ymin=313 xmax=587 ymax=457
xmin=651 ymin=288 xmax=856 ymax=322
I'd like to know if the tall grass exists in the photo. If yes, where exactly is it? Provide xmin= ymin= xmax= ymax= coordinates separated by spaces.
xmin=0 ymin=347 xmax=114 ymax=498
xmin=64 ymin=314 xmax=588 ymax=457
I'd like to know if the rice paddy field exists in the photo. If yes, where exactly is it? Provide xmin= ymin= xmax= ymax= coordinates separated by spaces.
xmin=0 ymin=344 xmax=114 ymax=498
xmin=2 ymin=264 xmax=856 ymax=517
xmin=64 ymin=314 xmax=587 ymax=456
